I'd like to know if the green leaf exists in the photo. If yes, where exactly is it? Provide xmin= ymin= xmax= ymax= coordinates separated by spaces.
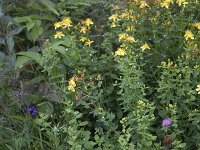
xmin=79 ymin=121 xmax=88 ymax=126
xmin=5 ymin=144 xmax=14 ymax=150
xmin=39 ymin=0 xmax=59 ymax=15
xmin=27 ymin=20 xmax=43 ymax=42
xmin=14 ymin=16 xmax=31 ymax=23
xmin=55 ymin=46 xmax=67 ymax=55
xmin=38 ymin=102 xmax=54 ymax=116
xmin=17 ymin=51 xmax=43 ymax=66
xmin=15 ymin=56 xmax=30 ymax=69
xmin=26 ymin=21 xmax=35 ymax=32
xmin=5 ymin=36 xmax=14 ymax=53
xmin=8 ymin=26 xmax=24 ymax=36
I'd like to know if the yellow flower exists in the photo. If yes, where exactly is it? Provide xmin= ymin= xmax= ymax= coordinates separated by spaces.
xmin=109 ymin=14 xmax=119 ymax=22
xmin=161 ymin=0 xmax=174 ymax=9
xmin=80 ymin=26 xmax=87 ymax=33
xmin=161 ymin=2 xmax=170 ymax=9
xmin=68 ymin=78 xmax=76 ymax=92
xmin=62 ymin=18 xmax=72 ymax=28
xmin=80 ymin=36 xmax=87 ymax=42
xmin=118 ymin=33 xmax=136 ymax=43
xmin=115 ymin=47 xmax=126 ymax=56
xmin=140 ymin=43 xmax=150 ymax=52
xmin=140 ymin=1 xmax=149 ymax=8
xmin=54 ymin=22 xmax=62 ymax=29
xmin=126 ymin=25 xmax=135 ymax=31
xmin=83 ymin=18 xmax=94 ymax=27
xmin=192 ymin=22 xmax=200 ymax=30
xmin=184 ymin=30 xmax=194 ymax=41
xmin=111 ymin=22 xmax=117 ymax=28
xmin=54 ymin=31 xmax=65 ymax=39
xmin=126 ymin=36 xmax=136 ymax=43
xmin=118 ymin=33 xmax=128 ymax=42
xmin=176 ymin=0 xmax=188 ymax=6
xmin=196 ymin=84 xmax=200 ymax=94
xmin=84 ymin=39 xmax=94 ymax=46
xmin=120 ymin=13 xmax=129 ymax=19
xmin=61 ymin=17 xmax=72 ymax=29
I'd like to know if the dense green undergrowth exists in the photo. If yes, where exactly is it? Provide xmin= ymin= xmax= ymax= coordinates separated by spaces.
xmin=1 ymin=0 xmax=200 ymax=149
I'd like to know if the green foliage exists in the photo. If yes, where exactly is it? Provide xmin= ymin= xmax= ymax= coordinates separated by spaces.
xmin=2 ymin=0 xmax=200 ymax=149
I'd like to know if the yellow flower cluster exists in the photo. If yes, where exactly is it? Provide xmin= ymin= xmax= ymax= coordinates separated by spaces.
xmin=109 ymin=14 xmax=119 ymax=28
xmin=115 ymin=47 xmax=126 ymax=56
xmin=184 ymin=30 xmax=194 ymax=41
xmin=126 ymin=25 xmax=135 ymax=31
xmin=161 ymin=0 xmax=187 ymax=8
xmin=176 ymin=0 xmax=188 ymax=6
xmin=68 ymin=76 xmax=78 ymax=92
xmin=192 ymin=22 xmax=200 ymax=30
xmin=196 ymin=84 xmax=200 ymax=94
xmin=109 ymin=14 xmax=119 ymax=22
xmin=54 ymin=17 xmax=73 ymax=29
xmin=54 ymin=17 xmax=73 ymax=39
xmin=118 ymin=33 xmax=136 ymax=43
xmin=80 ymin=18 xmax=94 ymax=33
xmin=80 ymin=36 xmax=94 ymax=46
xmin=139 ymin=1 xmax=149 ymax=8
xmin=161 ymin=0 xmax=174 ymax=9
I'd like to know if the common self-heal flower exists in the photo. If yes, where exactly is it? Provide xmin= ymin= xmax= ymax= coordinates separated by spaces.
xmin=27 ymin=105 xmax=38 ymax=118
xmin=162 ymin=119 xmax=172 ymax=127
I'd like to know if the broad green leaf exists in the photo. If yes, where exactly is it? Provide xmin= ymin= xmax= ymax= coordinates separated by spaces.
xmin=26 ymin=21 xmax=35 ymax=32
xmin=27 ymin=20 xmax=43 ymax=42
xmin=15 ymin=56 xmax=30 ymax=69
xmin=78 ymin=121 xmax=88 ymax=126
xmin=55 ymin=46 xmax=66 ymax=55
xmin=17 ymin=51 xmax=43 ymax=66
xmin=14 ymin=16 xmax=32 ymax=23
xmin=39 ymin=0 xmax=59 ymax=15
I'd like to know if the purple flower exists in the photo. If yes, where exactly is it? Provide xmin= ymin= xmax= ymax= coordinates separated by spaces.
xmin=162 ymin=119 xmax=172 ymax=127
xmin=27 ymin=105 xmax=38 ymax=118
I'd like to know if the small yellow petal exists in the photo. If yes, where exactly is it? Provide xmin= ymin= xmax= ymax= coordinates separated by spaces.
xmin=140 ymin=43 xmax=150 ymax=52
xmin=54 ymin=31 xmax=65 ymax=39
xmin=115 ymin=48 xmax=126 ymax=56
xmin=184 ymin=30 xmax=194 ymax=41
